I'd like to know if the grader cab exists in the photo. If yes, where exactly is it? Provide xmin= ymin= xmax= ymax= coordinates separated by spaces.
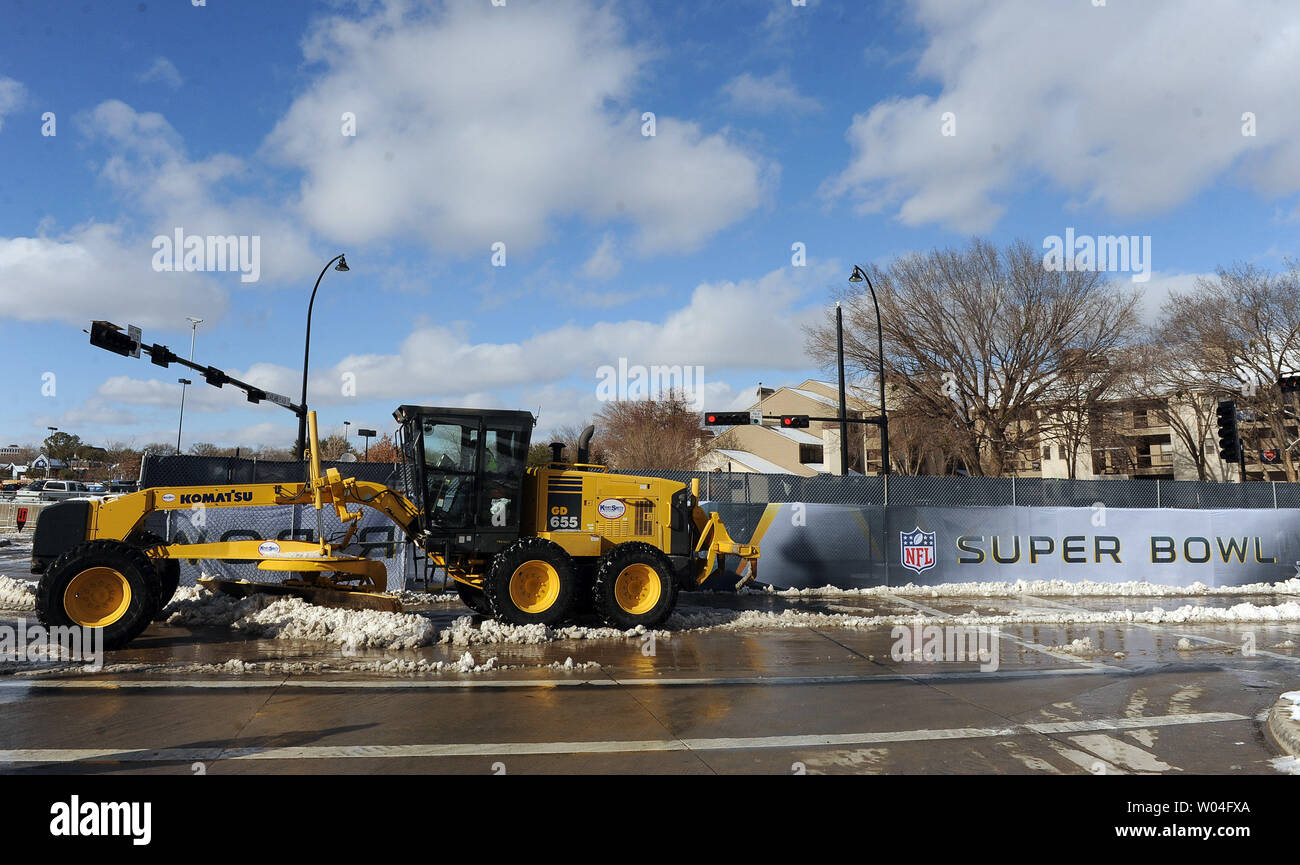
xmin=29 ymin=405 xmax=760 ymax=650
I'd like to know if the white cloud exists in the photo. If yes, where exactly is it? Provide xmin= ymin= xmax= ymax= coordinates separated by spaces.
xmin=138 ymin=57 xmax=183 ymax=90
xmin=82 ymin=100 xmax=320 ymax=285
xmin=266 ymin=0 xmax=766 ymax=254
xmin=95 ymin=264 xmax=834 ymax=417
xmin=721 ymin=70 xmax=820 ymax=115
xmin=826 ymin=0 xmax=1300 ymax=231
xmin=0 ymin=223 xmax=227 ymax=328
xmin=314 ymin=264 xmax=835 ymax=402
xmin=0 ymin=76 xmax=24 ymax=132
xmin=1133 ymin=271 xmax=1212 ymax=325
xmin=582 ymin=233 xmax=622 ymax=280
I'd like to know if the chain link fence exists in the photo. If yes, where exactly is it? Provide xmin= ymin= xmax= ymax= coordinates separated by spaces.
xmin=632 ymin=469 xmax=1300 ymax=509
xmin=139 ymin=453 xmax=397 ymax=488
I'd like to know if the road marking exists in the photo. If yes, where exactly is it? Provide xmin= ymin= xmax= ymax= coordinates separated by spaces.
xmin=0 ymin=711 xmax=1246 ymax=764
xmin=1021 ymin=594 xmax=1300 ymax=664
xmin=878 ymin=592 xmax=1118 ymax=672
xmin=1068 ymin=733 xmax=1179 ymax=773
xmin=0 ymin=664 xmax=1128 ymax=691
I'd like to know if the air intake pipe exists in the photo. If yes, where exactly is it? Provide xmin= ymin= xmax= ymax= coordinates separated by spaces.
xmin=576 ymin=425 xmax=595 ymax=465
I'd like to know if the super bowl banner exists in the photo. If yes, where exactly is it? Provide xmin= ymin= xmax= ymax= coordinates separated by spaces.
xmin=143 ymin=500 xmax=1300 ymax=593
xmin=708 ymin=503 xmax=1300 ymax=590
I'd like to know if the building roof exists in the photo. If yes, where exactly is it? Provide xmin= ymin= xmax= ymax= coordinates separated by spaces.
xmin=712 ymin=449 xmax=792 ymax=475
xmin=788 ymin=388 xmax=841 ymax=409
xmin=770 ymin=426 xmax=824 ymax=445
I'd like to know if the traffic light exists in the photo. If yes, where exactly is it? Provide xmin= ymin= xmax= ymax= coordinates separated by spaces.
xmin=89 ymin=320 xmax=138 ymax=357
xmin=148 ymin=343 xmax=178 ymax=367
xmin=1216 ymin=400 xmax=1241 ymax=462
xmin=780 ymin=415 xmax=810 ymax=428
xmin=202 ymin=366 xmax=229 ymax=388
xmin=704 ymin=411 xmax=750 ymax=426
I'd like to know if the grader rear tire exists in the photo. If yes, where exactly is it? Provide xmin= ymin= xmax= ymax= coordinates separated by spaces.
xmin=36 ymin=540 xmax=160 ymax=651
xmin=594 ymin=542 xmax=678 ymax=630
xmin=484 ymin=538 xmax=577 ymax=626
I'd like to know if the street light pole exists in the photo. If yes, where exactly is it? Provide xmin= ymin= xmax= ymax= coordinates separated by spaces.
xmin=295 ymin=254 xmax=349 ymax=461
xmin=836 ymin=303 xmax=849 ymax=475
xmin=849 ymin=265 xmax=890 ymax=475
xmin=175 ymin=317 xmax=203 ymax=454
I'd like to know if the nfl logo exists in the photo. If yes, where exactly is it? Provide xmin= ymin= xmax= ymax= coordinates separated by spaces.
xmin=900 ymin=527 xmax=936 ymax=574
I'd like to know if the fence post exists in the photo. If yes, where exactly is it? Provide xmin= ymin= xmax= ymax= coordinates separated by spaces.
xmin=883 ymin=472 xmax=889 ymax=506
xmin=1273 ymin=481 xmax=1278 ymax=509
xmin=1156 ymin=479 xmax=1161 ymax=508
xmin=1011 ymin=475 xmax=1016 ymax=507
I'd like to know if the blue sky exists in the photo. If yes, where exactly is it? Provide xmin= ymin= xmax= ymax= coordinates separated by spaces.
xmin=2 ymin=0 xmax=1298 ymax=452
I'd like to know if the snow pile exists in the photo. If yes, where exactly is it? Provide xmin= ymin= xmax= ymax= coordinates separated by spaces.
xmin=1176 ymin=637 xmax=1195 ymax=651
xmin=1053 ymin=637 xmax=1098 ymax=657
xmin=1271 ymin=756 xmax=1300 ymax=775
xmin=1282 ymin=691 xmax=1300 ymax=722
xmin=163 ymin=586 xmax=437 ymax=651
xmin=348 ymin=651 xmax=498 ymax=674
xmin=0 ymin=576 xmax=35 ymax=610
xmin=765 ymin=577 xmax=1300 ymax=599
xmin=437 ymin=614 xmax=653 ymax=646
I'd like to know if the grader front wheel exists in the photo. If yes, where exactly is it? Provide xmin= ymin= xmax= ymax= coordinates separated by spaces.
xmin=36 ymin=540 xmax=160 ymax=651
xmin=594 ymin=542 xmax=678 ymax=629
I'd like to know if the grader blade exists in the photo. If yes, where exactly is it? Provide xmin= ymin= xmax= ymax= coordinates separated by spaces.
xmin=197 ymin=578 xmax=404 ymax=613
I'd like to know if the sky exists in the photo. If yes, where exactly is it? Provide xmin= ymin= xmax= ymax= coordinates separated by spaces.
xmin=2 ymin=0 xmax=1299 ymax=453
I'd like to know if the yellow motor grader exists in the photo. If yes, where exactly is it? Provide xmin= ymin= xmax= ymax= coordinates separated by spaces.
xmin=29 ymin=408 xmax=760 ymax=650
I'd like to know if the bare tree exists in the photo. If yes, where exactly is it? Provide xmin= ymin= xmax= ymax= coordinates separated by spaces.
xmin=1158 ymin=261 xmax=1300 ymax=481
xmin=807 ymin=238 xmax=1141 ymax=476
xmin=1124 ymin=341 xmax=1228 ymax=481
xmin=595 ymin=390 xmax=707 ymax=470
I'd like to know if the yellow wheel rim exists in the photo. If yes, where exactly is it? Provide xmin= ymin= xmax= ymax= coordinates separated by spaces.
xmin=63 ymin=567 xmax=132 ymax=628
xmin=614 ymin=563 xmax=661 ymax=616
xmin=509 ymin=561 xmax=560 ymax=614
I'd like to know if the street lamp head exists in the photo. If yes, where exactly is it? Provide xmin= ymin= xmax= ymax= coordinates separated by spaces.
xmin=849 ymin=265 xmax=868 ymax=283
xmin=334 ymin=254 xmax=350 ymax=273
xmin=187 ymin=316 xmax=204 ymax=327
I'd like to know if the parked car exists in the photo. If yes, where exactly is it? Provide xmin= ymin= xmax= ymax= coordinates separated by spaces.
xmin=85 ymin=482 xmax=106 ymax=493
xmin=106 ymin=480 xmax=138 ymax=494
xmin=16 ymin=479 xmax=92 ymax=502
xmin=0 ymin=481 xmax=21 ymax=499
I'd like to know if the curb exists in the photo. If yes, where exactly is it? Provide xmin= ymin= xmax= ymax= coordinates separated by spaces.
xmin=1265 ymin=690 xmax=1300 ymax=758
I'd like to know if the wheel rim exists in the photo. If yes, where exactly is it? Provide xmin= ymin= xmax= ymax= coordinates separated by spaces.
xmin=614 ymin=563 xmax=661 ymax=615
xmin=509 ymin=561 xmax=560 ymax=614
xmin=63 ymin=567 xmax=132 ymax=628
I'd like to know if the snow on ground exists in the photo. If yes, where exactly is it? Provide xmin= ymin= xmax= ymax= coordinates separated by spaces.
xmin=1052 ymin=637 xmax=1099 ymax=657
xmin=762 ymin=577 xmax=1300 ymax=599
xmin=152 ymin=583 xmax=1300 ymax=651
xmin=0 ymin=575 xmax=35 ymax=611
xmin=5 ymin=654 xmax=602 ymax=678
xmin=1271 ymin=756 xmax=1300 ymax=775
xmin=163 ymin=586 xmax=438 ymax=651
xmin=1282 ymin=691 xmax=1300 ymax=722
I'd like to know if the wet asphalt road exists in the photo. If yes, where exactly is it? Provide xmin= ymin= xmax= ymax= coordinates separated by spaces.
xmin=2 ymin=536 xmax=1298 ymax=774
